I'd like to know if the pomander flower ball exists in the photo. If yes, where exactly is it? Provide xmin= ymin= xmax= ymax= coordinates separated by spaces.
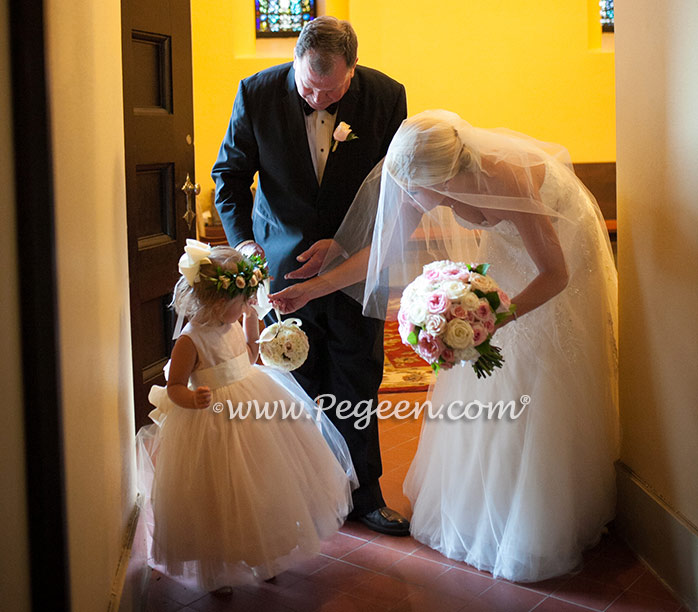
xmin=258 ymin=319 xmax=309 ymax=371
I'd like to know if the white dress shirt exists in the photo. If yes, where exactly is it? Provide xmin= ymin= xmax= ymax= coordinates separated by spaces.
xmin=304 ymin=108 xmax=337 ymax=184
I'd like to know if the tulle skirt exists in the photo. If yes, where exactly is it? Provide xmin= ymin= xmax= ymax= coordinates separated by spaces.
xmin=137 ymin=365 xmax=355 ymax=590
xmin=404 ymin=277 xmax=619 ymax=582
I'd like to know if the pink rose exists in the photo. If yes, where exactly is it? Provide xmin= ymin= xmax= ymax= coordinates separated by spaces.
xmin=449 ymin=303 xmax=467 ymax=319
xmin=424 ymin=268 xmax=441 ymax=283
xmin=475 ymin=299 xmax=492 ymax=320
xmin=417 ymin=331 xmax=444 ymax=364
xmin=464 ymin=309 xmax=477 ymax=323
xmin=482 ymin=315 xmax=496 ymax=334
xmin=441 ymin=265 xmax=461 ymax=278
xmin=470 ymin=322 xmax=488 ymax=346
xmin=496 ymin=289 xmax=512 ymax=313
xmin=441 ymin=348 xmax=455 ymax=365
xmin=427 ymin=290 xmax=451 ymax=314
xmin=453 ymin=268 xmax=471 ymax=281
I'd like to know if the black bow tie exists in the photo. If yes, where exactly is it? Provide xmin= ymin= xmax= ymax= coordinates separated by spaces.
xmin=301 ymin=98 xmax=339 ymax=116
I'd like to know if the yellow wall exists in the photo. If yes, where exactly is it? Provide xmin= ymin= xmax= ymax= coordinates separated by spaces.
xmin=45 ymin=0 xmax=136 ymax=609
xmin=191 ymin=0 xmax=615 ymax=214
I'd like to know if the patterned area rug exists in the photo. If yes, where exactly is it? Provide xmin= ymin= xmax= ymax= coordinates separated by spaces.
xmin=380 ymin=320 xmax=433 ymax=393
xmin=380 ymin=295 xmax=433 ymax=393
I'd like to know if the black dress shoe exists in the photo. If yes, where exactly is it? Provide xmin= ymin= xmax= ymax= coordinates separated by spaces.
xmin=357 ymin=506 xmax=410 ymax=536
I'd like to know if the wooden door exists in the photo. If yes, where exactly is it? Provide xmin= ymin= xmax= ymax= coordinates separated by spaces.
xmin=121 ymin=0 xmax=196 ymax=428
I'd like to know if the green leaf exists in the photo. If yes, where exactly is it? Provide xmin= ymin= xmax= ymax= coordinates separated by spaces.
xmin=484 ymin=290 xmax=500 ymax=311
xmin=469 ymin=263 xmax=490 ymax=275
xmin=407 ymin=331 xmax=418 ymax=345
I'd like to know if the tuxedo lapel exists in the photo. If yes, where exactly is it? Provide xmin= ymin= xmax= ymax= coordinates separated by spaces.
xmin=318 ymin=77 xmax=360 ymax=195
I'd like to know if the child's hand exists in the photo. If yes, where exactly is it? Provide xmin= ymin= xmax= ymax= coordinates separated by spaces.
xmin=242 ymin=298 xmax=258 ymax=318
xmin=193 ymin=386 xmax=212 ymax=409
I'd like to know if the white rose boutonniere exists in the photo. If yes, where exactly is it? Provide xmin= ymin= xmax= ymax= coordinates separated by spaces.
xmin=332 ymin=121 xmax=358 ymax=152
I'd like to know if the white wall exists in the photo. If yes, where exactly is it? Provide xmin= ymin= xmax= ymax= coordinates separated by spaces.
xmin=616 ymin=0 xmax=698 ymax=605
xmin=0 ymin=0 xmax=31 ymax=609
xmin=44 ymin=0 xmax=137 ymax=610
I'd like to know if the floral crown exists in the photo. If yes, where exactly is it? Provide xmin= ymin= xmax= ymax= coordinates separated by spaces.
xmin=178 ymin=239 xmax=269 ymax=299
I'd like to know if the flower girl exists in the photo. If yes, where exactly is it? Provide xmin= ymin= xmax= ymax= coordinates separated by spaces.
xmin=136 ymin=240 xmax=355 ymax=591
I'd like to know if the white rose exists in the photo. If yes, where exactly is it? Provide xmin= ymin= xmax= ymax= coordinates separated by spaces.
xmin=424 ymin=260 xmax=450 ymax=273
xmin=407 ymin=301 xmax=428 ymax=327
xmin=424 ymin=314 xmax=447 ymax=336
xmin=440 ymin=280 xmax=468 ymax=300
xmin=444 ymin=318 xmax=474 ymax=349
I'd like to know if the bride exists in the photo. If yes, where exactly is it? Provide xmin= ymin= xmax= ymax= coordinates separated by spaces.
xmin=270 ymin=110 xmax=619 ymax=582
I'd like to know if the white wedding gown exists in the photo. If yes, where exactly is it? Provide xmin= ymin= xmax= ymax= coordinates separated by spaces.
xmin=404 ymin=161 xmax=619 ymax=582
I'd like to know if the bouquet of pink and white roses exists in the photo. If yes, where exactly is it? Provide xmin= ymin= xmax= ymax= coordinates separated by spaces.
xmin=398 ymin=261 xmax=516 ymax=378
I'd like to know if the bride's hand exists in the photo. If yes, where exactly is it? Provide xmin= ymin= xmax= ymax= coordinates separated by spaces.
xmin=269 ymin=282 xmax=313 ymax=314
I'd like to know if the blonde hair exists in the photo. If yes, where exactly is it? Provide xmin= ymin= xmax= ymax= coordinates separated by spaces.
xmin=385 ymin=114 xmax=474 ymax=187
xmin=172 ymin=246 xmax=249 ymax=325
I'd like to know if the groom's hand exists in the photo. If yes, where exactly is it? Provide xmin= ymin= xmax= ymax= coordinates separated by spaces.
xmin=284 ymin=239 xmax=334 ymax=280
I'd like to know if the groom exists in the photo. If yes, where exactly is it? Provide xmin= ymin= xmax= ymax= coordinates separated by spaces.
xmin=212 ymin=16 xmax=409 ymax=535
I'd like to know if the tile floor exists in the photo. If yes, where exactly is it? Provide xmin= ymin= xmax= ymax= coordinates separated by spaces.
xmin=144 ymin=391 xmax=687 ymax=612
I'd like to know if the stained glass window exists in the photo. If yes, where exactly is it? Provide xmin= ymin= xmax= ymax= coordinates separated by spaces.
xmin=256 ymin=1 xmax=315 ymax=38
xmin=600 ymin=0 xmax=614 ymax=33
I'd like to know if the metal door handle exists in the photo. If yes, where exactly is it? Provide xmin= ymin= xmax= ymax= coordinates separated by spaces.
xmin=181 ymin=173 xmax=200 ymax=230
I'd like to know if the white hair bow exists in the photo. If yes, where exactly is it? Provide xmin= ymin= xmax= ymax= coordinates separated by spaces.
xmin=178 ymin=239 xmax=212 ymax=286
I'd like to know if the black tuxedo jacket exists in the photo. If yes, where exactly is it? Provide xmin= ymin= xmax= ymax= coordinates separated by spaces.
xmin=212 ymin=62 xmax=407 ymax=291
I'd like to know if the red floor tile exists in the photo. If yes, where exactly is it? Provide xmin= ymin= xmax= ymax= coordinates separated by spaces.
xmin=577 ymin=551 xmax=646 ymax=589
xmin=320 ymin=532 xmax=367 ymax=559
xmin=606 ymin=590 xmax=682 ymax=612
xmin=347 ymin=572 xmax=420 ymax=609
xmin=533 ymin=598 xmax=600 ymax=612
xmin=550 ymin=574 xmax=626 ymax=610
xmin=275 ymin=578 xmax=343 ymax=611
xmin=383 ymin=554 xmax=451 ymax=586
xmin=306 ymin=559 xmax=377 ymax=591
xmin=628 ymin=570 xmax=682 ymax=602
xmin=473 ymin=580 xmax=545 ymax=612
xmin=371 ymin=534 xmax=422 ymax=554
xmin=411 ymin=543 xmax=459 ymax=566
xmin=341 ymin=541 xmax=406 ymax=572
xmin=388 ymin=585 xmax=468 ymax=612
xmin=428 ymin=566 xmax=495 ymax=600
xmin=319 ymin=591 xmax=392 ymax=612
